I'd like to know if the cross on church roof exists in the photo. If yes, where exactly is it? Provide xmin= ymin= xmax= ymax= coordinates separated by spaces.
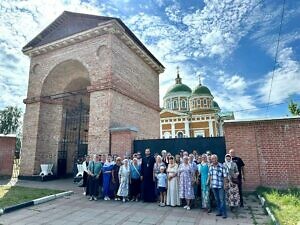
xmin=175 ymin=66 xmax=182 ymax=84
xmin=198 ymin=74 xmax=202 ymax=86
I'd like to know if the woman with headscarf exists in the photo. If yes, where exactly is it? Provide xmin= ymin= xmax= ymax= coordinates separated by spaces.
xmin=198 ymin=154 xmax=211 ymax=212
xmin=179 ymin=156 xmax=195 ymax=210
xmin=117 ymin=159 xmax=131 ymax=202
xmin=223 ymin=154 xmax=240 ymax=210
xmin=166 ymin=156 xmax=180 ymax=207
xmin=102 ymin=155 xmax=114 ymax=200
xmin=112 ymin=157 xmax=122 ymax=200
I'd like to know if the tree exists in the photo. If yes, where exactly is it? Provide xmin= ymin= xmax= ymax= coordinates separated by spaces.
xmin=288 ymin=100 xmax=300 ymax=116
xmin=0 ymin=106 xmax=22 ymax=134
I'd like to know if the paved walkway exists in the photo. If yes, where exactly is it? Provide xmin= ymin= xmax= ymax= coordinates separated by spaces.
xmin=0 ymin=179 xmax=270 ymax=225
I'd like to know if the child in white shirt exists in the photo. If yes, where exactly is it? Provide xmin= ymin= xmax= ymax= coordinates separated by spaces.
xmin=156 ymin=166 xmax=167 ymax=206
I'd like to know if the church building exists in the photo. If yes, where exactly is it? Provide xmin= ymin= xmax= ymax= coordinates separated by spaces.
xmin=160 ymin=69 xmax=234 ymax=138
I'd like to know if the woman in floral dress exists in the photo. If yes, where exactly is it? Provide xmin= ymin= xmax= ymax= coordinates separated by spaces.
xmin=179 ymin=156 xmax=195 ymax=210
xmin=117 ymin=159 xmax=130 ymax=202
xmin=223 ymin=154 xmax=240 ymax=210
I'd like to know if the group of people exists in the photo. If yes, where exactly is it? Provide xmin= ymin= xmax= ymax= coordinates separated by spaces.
xmin=80 ymin=148 xmax=245 ymax=219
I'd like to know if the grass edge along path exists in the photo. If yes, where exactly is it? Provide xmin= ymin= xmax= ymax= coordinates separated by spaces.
xmin=0 ymin=185 xmax=64 ymax=209
xmin=256 ymin=186 xmax=300 ymax=225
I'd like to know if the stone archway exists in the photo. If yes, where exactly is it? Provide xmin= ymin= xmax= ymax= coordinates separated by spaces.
xmin=35 ymin=60 xmax=90 ymax=176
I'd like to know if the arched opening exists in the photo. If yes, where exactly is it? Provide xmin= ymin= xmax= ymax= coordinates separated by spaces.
xmin=164 ymin=132 xmax=171 ymax=139
xmin=37 ymin=60 xmax=90 ymax=177
xmin=173 ymin=100 xmax=178 ymax=109
xmin=181 ymin=99 xmax=187 ymax=109
xmin=177 ymin=131 xmax=184 ymax=138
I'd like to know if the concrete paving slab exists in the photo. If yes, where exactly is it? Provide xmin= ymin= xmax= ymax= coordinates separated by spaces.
xmin=0 ymin=179 xmax=270 ymax=225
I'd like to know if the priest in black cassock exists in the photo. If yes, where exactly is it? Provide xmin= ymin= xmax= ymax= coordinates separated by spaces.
xmin=140 ymin=148 xmax=156 ymax=202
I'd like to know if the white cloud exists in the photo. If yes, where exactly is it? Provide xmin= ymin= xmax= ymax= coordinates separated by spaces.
xmin=165 ymin=3 xmax=182 ymax=22
xmin=258 ymin=47 xmax=300 ymax=104
xmin=0 ymin=0 xmax=298 ymax=121
xmin=182 ymin=0 xmax=263 ymax=58
xmin=0 ymin=0 xmax=101 ymax=109
xmin=223 ymin=75 xmax=247 ymax=93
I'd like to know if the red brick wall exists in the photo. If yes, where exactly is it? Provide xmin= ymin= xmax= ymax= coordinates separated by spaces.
xmin=0 ymin=136 xmax=16 ymax=176
xmin=224 ymin=117 xmax=300 ymax=190
xmin=110 ymin=129 xmax=137 ymax=158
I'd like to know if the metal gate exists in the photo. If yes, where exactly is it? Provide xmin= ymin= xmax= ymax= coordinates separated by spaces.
xmin=134 ymin=137 xmax=226 ymax=162
xmin=57 ymin=99 xmax=89 ymax=177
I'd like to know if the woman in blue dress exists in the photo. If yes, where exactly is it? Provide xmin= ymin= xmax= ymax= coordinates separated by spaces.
xmin=198 ymin=154 xmax=210 ymax=212
xmin=102 ymin=155 xmax=114 ymax=200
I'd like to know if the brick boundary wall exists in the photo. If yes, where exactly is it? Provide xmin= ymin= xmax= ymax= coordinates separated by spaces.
xmin=0 ymin=135 xmax=16 ymax=176
xmin=110 ymin=128 xmax=137 ymax=157
xmin=224 ymin=117 xmax=300 ymax=191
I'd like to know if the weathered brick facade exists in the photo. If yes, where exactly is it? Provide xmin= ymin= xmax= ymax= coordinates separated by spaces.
xmin=224 ymin=117 xmax=300 ymax=190
xmin=20 ymin=12 xmax=164 ymax=176
xmin=110 ymin=128 xmax=137 ymax=157
xmin=0 ymin=135 xmax=16 ymax=176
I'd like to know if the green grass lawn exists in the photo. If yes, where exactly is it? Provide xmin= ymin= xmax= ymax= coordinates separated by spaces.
xmin=256 ymin=186 xmax=300 ymax=225
xmin=0 ymin=185 xmax=63 ymax=208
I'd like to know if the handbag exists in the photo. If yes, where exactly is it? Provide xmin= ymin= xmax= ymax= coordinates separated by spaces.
xmin=231 ymin=176 xmax=239 ymax=184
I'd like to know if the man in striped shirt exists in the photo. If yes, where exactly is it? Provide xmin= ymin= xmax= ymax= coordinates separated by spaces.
xmin=209 ymin=154 xmax=227 ymax=219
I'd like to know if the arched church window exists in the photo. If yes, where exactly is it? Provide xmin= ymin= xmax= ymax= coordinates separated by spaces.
xmin=177 ymin=131 xmax=184 ymax=138
xmin=181 ymin=99 xmax=186 ymax=108
xmin=166 ymin=100 xmax=171 ymax=109
xmin=173 ymin=100 xmax=178 ymax=109
xmin=203 ymin=99 xmax=207 ymax=108
xmin=164 ymin=132 xmax=171 ymax=139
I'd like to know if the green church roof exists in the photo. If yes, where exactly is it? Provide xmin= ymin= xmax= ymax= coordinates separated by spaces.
xmin=191 ymin=84 xmax=212 ymax=96
xmin=164 ymin=68 xmax=192 ymax=98
xmin=165 ymin=83 xmax=192 ymax=96
xmin=213 ymin=101 xmax=220 ymax=109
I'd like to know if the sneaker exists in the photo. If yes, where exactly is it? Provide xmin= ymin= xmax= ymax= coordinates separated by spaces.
xmin=83 ymin=192 xmax=86 ymax=195
xmin=93 ymin=197 xmax=98 ymax=201
xmin=89 ymin=197 xmax=93 ymax=201
xmin=104 ymin=197 xmax=107 ymax=201
xmin=222 ymin=215 xmax=227 ymax=219
xmin=161 ymin=203 xmax=165 ymax=207
xmin=107 ymin=197 xmax=110 ymax=200
xmin=186 ymin=206 xmax=191 ymax=210
xmin=216 ymin=213 xmax=222 ymax=216
xmin=183 ymin=205 xmax=188 ymax=209
xmin=114 ymin=198 xmax=118 ymax=201
xmin=123 ymin=198 xmax=126 ymax=203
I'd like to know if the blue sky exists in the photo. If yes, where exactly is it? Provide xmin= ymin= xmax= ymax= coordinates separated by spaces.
xmin=0 ymin=0 xmax=299 ymax=119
